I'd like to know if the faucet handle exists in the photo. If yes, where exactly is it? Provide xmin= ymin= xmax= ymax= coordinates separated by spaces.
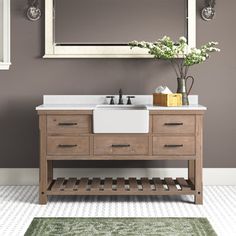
xmin=126 ymin=96 xmax=135 ymax=105
xmin=106 ymin=96 xmax=115 ymax=105
xmin=118 ymin=89 xmax=124 ymax=105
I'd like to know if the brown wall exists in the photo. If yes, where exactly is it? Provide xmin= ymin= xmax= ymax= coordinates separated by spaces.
xmin=0 ymin=0 xmax=235 ymax=168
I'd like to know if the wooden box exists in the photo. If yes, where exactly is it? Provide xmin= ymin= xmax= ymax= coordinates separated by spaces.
xmin=153 ymin=93 xmax=182 ymax=107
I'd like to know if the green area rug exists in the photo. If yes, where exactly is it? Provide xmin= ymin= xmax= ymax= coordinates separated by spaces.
xmin=25 ymin=217 xmax=217 ymax=236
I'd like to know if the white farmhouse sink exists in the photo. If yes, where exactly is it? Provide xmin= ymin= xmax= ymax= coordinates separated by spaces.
xmin=93 ymin=105 xmax=149 ymax=133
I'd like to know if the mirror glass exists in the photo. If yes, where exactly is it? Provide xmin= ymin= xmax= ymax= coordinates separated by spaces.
xmin=54 ymin=0 xmax=187 ymax=45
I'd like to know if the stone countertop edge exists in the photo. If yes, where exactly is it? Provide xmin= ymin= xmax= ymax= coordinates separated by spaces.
xmin=36 ymin=104 xmax=207 ymax=111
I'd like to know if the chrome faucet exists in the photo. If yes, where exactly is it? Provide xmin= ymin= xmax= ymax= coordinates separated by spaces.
xmin=118 ymin=89 xmax=124 ymax=105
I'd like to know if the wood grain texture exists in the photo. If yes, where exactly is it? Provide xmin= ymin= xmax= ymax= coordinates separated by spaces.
xmin=194 ymin=115 xmax=203 ymax=204
xmin=153 ymin=115 xmax=195 ymax=134
xmin=129 ymin=178 xmax=138 ymax=192
xmin=176 ymin=178 xmax=191 ymax=191
xmin=94 ymin=135 xmax=149 ymax=155
xmin=164 ymin=178 xmax=178 ymax=191
xmin=152 ymin=178 xmax=164 ymax=191
xmin=47 ymin=115 xmax=91 ymax=134
xmin=141 ymin=177 xmax=151 ymax=191
xmin=104 ymin=178 xmax=113 ymax=191
xmin=47 ymin=136 xmax=90 ymax=156
xmin=153 ymin=136 xmax=195 ymax=156
xmin=65 ymin=178 xmax=77 ymax=191
xmin=47 ymin=160 xmax=53 ymax=187
xmin=90 ymin=178 xmax=101 ymax=191
xmin=188 ymin=160 xmax=195 ymax=185
xmin=46 ymin=155 xmax=196 ymax=161
xmin=39 ymin=115 xmax=48 ymax=204
xmin=116 ymin=178 xmax=125 ymax=192
xmin=46 ymin=177 xmax=195 ymax=196
xmin=51 ymin=178 xmax=65 ymax=190
xmin=38 ymin=110 xmax=205 ymax=204
xmin=77 ymin=178 xmax=89 ymax=191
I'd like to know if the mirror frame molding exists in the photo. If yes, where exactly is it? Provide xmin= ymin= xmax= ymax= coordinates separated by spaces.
xmin=44 ymin=0 xmax=196 ymax=58
xmin=0 ymin=0 xmax=11 ymax=69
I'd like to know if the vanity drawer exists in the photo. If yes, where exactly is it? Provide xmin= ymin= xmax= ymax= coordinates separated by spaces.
xmin=47 ymin=136 xmax=90 ymax=155
xmin=153 ymin=115 xmax=195 ymax=134
xmin=47 ymin=115 xmax=91 ymax=134
xmin=153 ymin=136 xmax=195 ymax=155
xmin=94 ymin=135 xmax=149 ymax=155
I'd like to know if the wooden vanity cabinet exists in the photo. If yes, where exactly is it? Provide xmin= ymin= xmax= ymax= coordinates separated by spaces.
xmin=38 ymin=110 xmax=204 ymax=205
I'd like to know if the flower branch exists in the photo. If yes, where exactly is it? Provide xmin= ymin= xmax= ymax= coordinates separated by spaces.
xmin=129 ymin=36 xmax=220 ymax=78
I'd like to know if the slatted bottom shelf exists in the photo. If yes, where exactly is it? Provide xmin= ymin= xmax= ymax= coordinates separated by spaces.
xmin=47 ymin=177 xmax=195 ymax=196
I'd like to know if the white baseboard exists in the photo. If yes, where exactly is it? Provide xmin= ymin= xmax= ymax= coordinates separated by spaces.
xmin=0 ymin=168 xmax=235 ymax=185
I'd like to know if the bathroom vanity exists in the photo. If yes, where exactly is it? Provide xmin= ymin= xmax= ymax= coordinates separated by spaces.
xmin=36 ymin=95 xmax=206 ymax=205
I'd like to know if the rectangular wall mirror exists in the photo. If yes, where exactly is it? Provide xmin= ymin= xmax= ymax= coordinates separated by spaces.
xmin=44 ymin=0 xmax=196 ymax=58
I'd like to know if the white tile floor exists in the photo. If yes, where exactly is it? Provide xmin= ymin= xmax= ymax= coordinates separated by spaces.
xmin=0 ymin=186 xmax=236 ymax=236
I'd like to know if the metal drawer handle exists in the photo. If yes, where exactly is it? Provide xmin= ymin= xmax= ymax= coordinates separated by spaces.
xmin=164 ymin=144 xmax=183 ymax=148
xmin=58 ymin=144 xmax=78 ymax=148
xmin=164 ymin=122 xmax=183 ymax=126
xmin=111 ymin=144 xmax=131 ymax=148
xmin=58 ymin=122 xmax=78 ymax=126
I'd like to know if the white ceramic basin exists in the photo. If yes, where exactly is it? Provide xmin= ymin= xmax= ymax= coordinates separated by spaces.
xmin=93 ymin=105 xmax=149 ymax=133
xmin=95 ymin=104 xmax=147 ymax=110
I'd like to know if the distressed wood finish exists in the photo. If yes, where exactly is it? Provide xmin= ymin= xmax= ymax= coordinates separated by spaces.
xmin=153 ymin=115 xmax=195 ymax=134
xmin=38 ymin=109 xmax=204 ymax=204
xmin=116 ymin=178 xmax=125 ymax=193
xmin=153 ymin=136 xmax=195 ymax=156
xmin=51 ymin=178 xmax=65 ymax=190
xmin=141 ymin=177 xmax=151 ymax=192
xmin=194 ymin=115 xmax=203 ymax=204
xmin=47 ymin=115 xmax=91 ymax=134
xmin=47 ymin=136 xmax=90 ymax=155
xmin=153 ymin=178 xmax=164 ymax=191
xmin=94 ymin=135 xmax=149 ymax=155
xmin=46 ymin=155 xmax=196 ymax=161
xmin=46 ymin=177 xmax=195 ymax=196
xmin=77 ymin=178 xmax=89 ymax=191
xmin=104 ymin=178 xmax=113 ymax=192
xmin=65 ymin=178 xmax=77 ymax=191
xmin=176 ymin=178 xmax=191 ymax=191
xmin=39 ymin=115 xmax=48 ymax=204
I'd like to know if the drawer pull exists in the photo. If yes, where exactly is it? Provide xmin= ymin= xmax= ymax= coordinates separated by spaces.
xmin=164 ymin=122 xmax=183 ymax=126
xmin=58 ymin=122 xmax=78 ymax=126
xmin=164 ymin=144 xmax=183 ymax=148
xmin=58 ymin=144 xmax=78 ymax=148
xmin=111 ymin=144 xmax=131 ymax=148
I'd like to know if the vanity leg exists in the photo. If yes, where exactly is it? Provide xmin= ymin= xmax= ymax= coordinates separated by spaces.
xmin=48 ymin=160 xmax=53 ymax=183
xmin=39 ymin=115 xmax=48 ymax=205
xmin=188 ymin=160 xmax=195 ymax=185
xmin=194 ymin=158 xmax=203 ymax=204
xmin=39 ymin=160 xmax=48 ymax=205
xmin=194 ymin=115 xmax=203 ymax=205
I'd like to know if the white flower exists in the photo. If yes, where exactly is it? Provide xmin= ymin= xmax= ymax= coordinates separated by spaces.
xmin=193 ymin=48 xmax=202 ymax=54
xmin=179 ymin=36 xmax=187 ymax=43
xmin=196 ymin=49 xmax=201 ymax=54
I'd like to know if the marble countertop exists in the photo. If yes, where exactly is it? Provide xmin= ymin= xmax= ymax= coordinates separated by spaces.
xmin=36 ymin=104 xmax=96 ymax=110
xmin=36 ymin=95 xmax=207 ymax=111
xmin=36 ymin=104 xmax=207 ymax=111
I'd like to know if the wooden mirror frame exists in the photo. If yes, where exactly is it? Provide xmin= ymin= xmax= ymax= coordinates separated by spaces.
xmin=0 ymin=0 xmax=10 ymax=69
xmin=44 ymin=0 xmax=196 ymax=58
